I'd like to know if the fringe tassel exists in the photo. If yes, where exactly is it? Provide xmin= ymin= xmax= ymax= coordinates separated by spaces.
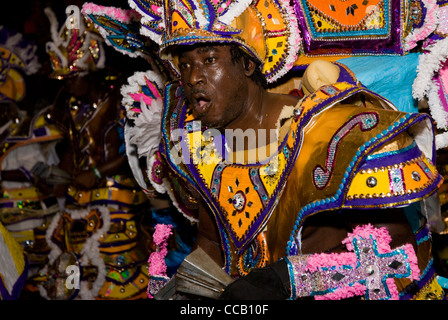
xmin=413 ymin=37 xmax=448 ymax=100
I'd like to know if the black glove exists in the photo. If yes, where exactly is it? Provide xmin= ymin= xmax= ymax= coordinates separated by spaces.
xmin=219 ymin=259 xmax=291 ymax=300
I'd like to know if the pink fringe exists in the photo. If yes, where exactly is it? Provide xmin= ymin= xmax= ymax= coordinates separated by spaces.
xmin=386 ymin=278 xmax=399 ymax=300
xmin=146 ymin=224 xmax=173 ymax=298
xmin=152 ymin=223 xmax=173 ymax=246
xmin=402 ymin=243 xmax=421 ymax=281
xmin=342 ymin=223 xmax=392 ymax=253
xmin=129 ymin=92 xmax=153 ymax=105
xmin=81 ymin=3 xmax=141 ymax=23
xmin=148 ymin=251 xmax=168 ymax=276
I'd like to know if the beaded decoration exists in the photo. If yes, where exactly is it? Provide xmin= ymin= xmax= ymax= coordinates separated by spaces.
xmin=81 ymin=3 xmax=171 ymax=77
xmin=45 ymin=7 xmax=105 ymax=79
xmin=159 ymin=65 xmax=357 ymax=270
xmin=82 ymin=4 xmax=153 ymax=59
xmin=292 ymin=0 xmax=416 ymax=67
xmin=404 ymin=0 xmax=438 ymax=51
xmin=345 ymin=141 xmax=440 ymax=206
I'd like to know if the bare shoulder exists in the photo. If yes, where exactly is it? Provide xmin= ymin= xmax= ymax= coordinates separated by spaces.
xmin=262 ymin=92 xmax=300 ymax=130
xmin=268 ymin=91 xmax=300 ymax=106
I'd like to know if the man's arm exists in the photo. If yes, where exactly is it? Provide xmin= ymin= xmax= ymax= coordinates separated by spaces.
xmin=194 ymin=200 xmax=224 ymax=267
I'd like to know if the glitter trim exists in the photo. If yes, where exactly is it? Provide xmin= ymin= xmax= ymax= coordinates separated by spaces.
xmin=286 ymin=224 xmax=420 ymax=300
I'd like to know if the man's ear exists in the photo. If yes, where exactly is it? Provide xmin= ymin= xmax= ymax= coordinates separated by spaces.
xmin=243 ymin=58 xmax=256 ymax=77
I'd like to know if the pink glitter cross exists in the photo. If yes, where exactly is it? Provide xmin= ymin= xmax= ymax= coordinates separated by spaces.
xmin=287 ymin=224 xmax=420 ymax=300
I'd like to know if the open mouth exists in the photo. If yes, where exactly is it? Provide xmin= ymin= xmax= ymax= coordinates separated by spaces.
xmin=193 ymin=94 xmax=211 ymax=115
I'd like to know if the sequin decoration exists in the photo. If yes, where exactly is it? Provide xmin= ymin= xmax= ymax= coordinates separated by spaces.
xmin=45 ymin=7 xmax=105 ymax=79
xmin=83 ymin=6 xmax=159 ymax=60
xmin=346 ymin=146 xmax=440 ymax=206
xmin=293 ymin=0 xmax=407 ymax=57
xmin=163 ymin=81 xmax=300 ymax=252
xmin=389 ymin=166 xmax=404 ymax=193
xmin=313 ymin=112 xmax=379 ymax=189
xmin=237 ymin=232 xmax=269 ymax=275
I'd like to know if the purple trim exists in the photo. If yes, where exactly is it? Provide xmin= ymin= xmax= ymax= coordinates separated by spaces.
xmin=33 ymin=127 xmax=47 ymax=137
xmin=336 ymin=63 xmax=358 ymax=85
xmin=0 ymin=255 xmax=28 ymax=300
xmin=203 ymin=0 xmax=216 ymax=31
xmin=413 ymin=0 xmax=427 ymax=29
xmin=358 ymin=141 xmax=422 ymax=170
xmin=198 ymin=86 xmax=361 ymax=251
xmin=415 ymin=224 xmax=430 ymax=244
xmin=345 ymin=180 xmax=440 ymax=207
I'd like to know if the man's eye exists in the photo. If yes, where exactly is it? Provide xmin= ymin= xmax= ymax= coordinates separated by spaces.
xmin=179 ymin=62 xmax=190 ymax=70
xmin=205 ymin=57 xmax=216 ymax=64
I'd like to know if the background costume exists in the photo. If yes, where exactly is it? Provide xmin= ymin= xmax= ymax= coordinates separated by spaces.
xmin=36 ymin=9 xmax=151 ymax=300
xmin=0 ymin=27 xmax=64 ymax=299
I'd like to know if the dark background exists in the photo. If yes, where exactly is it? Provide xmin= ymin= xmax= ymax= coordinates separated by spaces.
xmin=0 ymin=0 xmax=144 ymax=115
xmin=0 ymin=0 xmax=128 ymax=70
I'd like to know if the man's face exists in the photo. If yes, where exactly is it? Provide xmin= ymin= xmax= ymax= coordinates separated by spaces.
xmin=178 ymin=44 xmax=248 ymax=129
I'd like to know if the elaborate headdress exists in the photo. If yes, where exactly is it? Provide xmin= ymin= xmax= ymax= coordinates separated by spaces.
xmin=84 ymin=0 xmax=301 ymax=84
xmin=0 ymin=26 xmax=41 ymax=102
xmin=45 ymin=7 xmax=106 ymax=79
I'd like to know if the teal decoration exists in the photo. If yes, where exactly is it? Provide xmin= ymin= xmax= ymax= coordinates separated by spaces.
xmin=337 ymin=53 xmax=420 ymax=113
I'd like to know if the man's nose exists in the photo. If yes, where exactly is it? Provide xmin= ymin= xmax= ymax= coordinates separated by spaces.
xmin=187 ymin=65 xmax=205 ymax=87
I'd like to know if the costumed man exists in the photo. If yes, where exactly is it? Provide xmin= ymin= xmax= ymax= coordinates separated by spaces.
xmin=0 ymin=26 xmax=66 ymax=299
xmin=83 ymin=0 xmax=447 ymax=300
xmin=36 ymin=8 xmax=151 ymax=300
